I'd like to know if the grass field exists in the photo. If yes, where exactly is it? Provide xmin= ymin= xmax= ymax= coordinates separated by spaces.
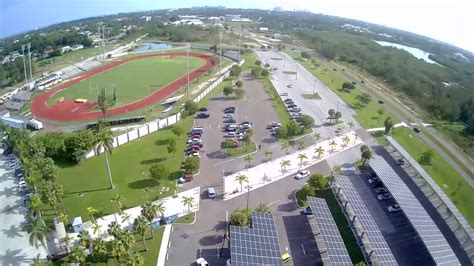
xmin=226 ymin=142 xmax=257 ymax=157
xmin=389 ymin=127 xmax=474 ymax=225
xmin=47 ymin=56 xmax=204 ymax=106
xmin=295 ymin=189 xmax=365 ymax=264
xmin=286 ymin=50 xmax=398 ymax=129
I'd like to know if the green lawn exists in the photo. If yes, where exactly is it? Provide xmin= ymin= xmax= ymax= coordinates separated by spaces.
xmin=48 ymin=56 xmax=204 ymax=106
xmin=389 ymin=127 xmax=474 ymax=226
xmin=57 ymin=117 xmax=194 ymax=220
xmin=295 ymin=189 xmax=365 ymax=264
xmin=225 ymin=142 xmax=257 ymax=157
xmin=286 ymin=50 xmax=398 ymax=129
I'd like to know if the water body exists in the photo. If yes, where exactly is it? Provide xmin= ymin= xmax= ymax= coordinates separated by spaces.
xmin=134 ymin=42 xmax=173 ymax=52
xmin=373 ymin=40 xmax=439 ymax=65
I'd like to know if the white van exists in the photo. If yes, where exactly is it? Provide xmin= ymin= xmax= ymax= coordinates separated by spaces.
xmin=207 ymin=187 xmax=216 ymax=199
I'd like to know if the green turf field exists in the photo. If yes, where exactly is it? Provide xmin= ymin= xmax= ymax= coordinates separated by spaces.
xmin=47 ymin=56 xmax=205 ymax=106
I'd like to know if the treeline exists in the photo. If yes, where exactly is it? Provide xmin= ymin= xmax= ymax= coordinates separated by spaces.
xmin=294 ymin=30 xmax=474 ymax=134
xmin=141 ymin=21 xmax=218 ymax=42
xmin=0 ymin=58 xmax=35 ymax=86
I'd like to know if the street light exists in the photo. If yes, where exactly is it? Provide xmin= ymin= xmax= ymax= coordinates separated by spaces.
xmin=246 ymin=185 xmax=252 ymax=209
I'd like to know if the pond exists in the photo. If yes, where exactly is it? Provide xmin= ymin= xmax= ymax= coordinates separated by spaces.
xmin=134 ymin=42 xmax=173 ymax=52
xmin=373 ymin=40 xmax=439 ymax=65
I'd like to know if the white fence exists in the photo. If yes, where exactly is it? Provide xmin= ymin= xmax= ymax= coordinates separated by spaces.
xmin=85 ymin=59 xmax=244 ymax=159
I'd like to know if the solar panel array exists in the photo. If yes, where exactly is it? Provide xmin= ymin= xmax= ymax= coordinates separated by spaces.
xmin=333 ymin=175 xmax=398 ymax=265
xmin=370 ymin=156 xmax=460 ymax=265
xmin=387 ymin=136 xmax=474 ymax=242
xmin=230 ymin=212 xmax=282 ymax=266
xmin=307 ymin=196 xmax=352 ymax=265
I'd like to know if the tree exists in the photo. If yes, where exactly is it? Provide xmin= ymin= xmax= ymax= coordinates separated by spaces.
xmin=300 ymin=184 xmax=316 ymax=199
xmin=281 ymin=140 xmax=290 ymax=154
xmin=156 ymin=202 xmax=166 ymax=218
xmin=234 ymin=88 xmax=245 ymax=99
xmin=229 ymin=208 xmax=250 ymax=226
xmin=229 ymin=65 xmax=242 ymax=77
xmin=255 ymin=60 xmax=261 ymax=66
xmin=280 ymin=160 xmax=291 ymax=173
xmin=112 ymin=193 xmax=125 ymax=222
xmin=29 ymin=194 xmax=45 ymax=226
xmin=171 ymin=125 xmax=183 ymax=137
xmin=58 ymin=211 xmax=69 ymax=228
xmin=251 ymin=67 xmax=261 ymax=78
xmin=167 ymin=138 xmax=177 ymax=154
xmin=308 ymin=174 xmax=328 ymax=190
xmin=107 ymin=221 xmax=122 ymax=239
xmin=264 ymin=150 xmax=273 ymax=162
xmin=315 ymin=146 xmax=325 ymax=159
xmin=28 ymin=218 xmax=50 ymax=256
xmin=384 ymin=117 xmax=394 ymax=134
xmin=121 ymin=230 xmax=136 ymax=250
xmin=235 ymin=174 xmax=249 ymax=193
xmin=134 ymin=216 xmax=150 ymax=251
xmin=419 ymin=150 xmax=434 ymax=165
xmin=286 ymin=120 xmax=303 ymax=136
xmin=276 ymin=125 xmax=288 ymax=139
xmin=348 ymin=121 xmax=355 ymax=130
xmin=64 ymin=129 xmax=96 ymax=163
xmin=360 ymin=145 xmax=372 ymax=166
xmin=181 ymin=196 xmax=195 ymax=213
xmin=329 ymin=140 xmax=337 ymax=152
xmin=182 ymin=156 xmax=199 ymax=174
xmin=87 ymin=206 xmax=98 ymax=224
xmin=341 ymin=81 xmax=355 ymax=92
xmin=140 ymin=200 xmax=158 ymax=239
xmin=297 ymin=153 xmax=308 ymax=166
xmin=123 ymin=251 xmax=144 ymax=266
xmin=301 ymin=51 xmax=311 ymax=59
xmin=298 ymin=140 xmax=305 ymax=150
xmin=328 ymin=109 xmax=336 ymax=123
xmin=335 ymin=111 xmax=342 ymax=121
xmin=242 ymin=130 xmax=253 ymax=150
xmin=97 ymin=87 xmax=108 ymax=117
xmin=111 ymin=239 xmax=126 ymax=263
xmin=377 ymin=108 xmax=385 ymax=124
xmin=261 ymin=69 xmax=269 ymax=77
xmin=96 ymin=120 xmax=115 ymax=189
xmin=149 ymin=164 xmax=169 ymax=185
xmin=182 ymin=100 xmax=198 ymax=117
xmin=314 ymin=132 xmax=321 ymax=143
xmin=92 ymin=238 xmax=108 ymax=260
xmin=69 ymin=246 xmax=86 ymax=264
xmin=235 ymin=80 xmax=243 ymax=87
xmin=255 ymin=202 xmax=270 ymax=213
xmin=297 ymin=115 xmax=314 ymax=129
xmin=356 ymin=93 xmax=372 ymax=106
xmin=342 ymin=136 xmax=350 ymax=147
xmin=223 ymin=86 xmax=233 ymax=97
xmin=243 ymin=154 xmax=253 ymax=169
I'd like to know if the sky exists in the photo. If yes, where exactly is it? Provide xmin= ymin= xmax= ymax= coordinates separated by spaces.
xmin=1 ymin=0 xmax=473 ymax=52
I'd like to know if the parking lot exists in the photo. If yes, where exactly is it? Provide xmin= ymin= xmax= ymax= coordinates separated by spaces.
xmin=0 ymin=147 xmax=46 ymax=265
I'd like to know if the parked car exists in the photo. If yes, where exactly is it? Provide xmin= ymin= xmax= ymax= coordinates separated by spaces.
xmin=224 ymin=118 xmax=237 ymax=124
xmin=267 ymin=122 xmax=282 ymax=129
xmin=223 ymin=113 xmax=234 ymax=119
xmin=396 ymin=159 xmax=405 ymax=165
xmin=224 ymin=107 xmax=235 ymax=111
xmin=289 ymin=107 xmax=301 ymax=112
xmin=295 ymin=170 xmax=310 ymax=180
xmin=371 ymin=181 xmax=384 ymax=188
xmin=196 ymin=257 xmax=209 ymax=266
xmin=287 ymin=84 xmax=293 ymax=88
xmin=374 ymin=187 xmax=389 ymax=194
xmin=280 ymin=92 xmax=288 ymax=96
xmin=387 ymin=204 xmax=401 ymax=213
xmin=207 ymin=187 xmax=216 ymax=199
xmin=189 ymin=134 xmax=202 ymax=139
xmin=368 ymin=177 xmax=380 ymax=184
xmin=378 ymin=100 xmax=384 ymax=104
xmin=377 ymin=193 xmax=393 ymax=201
xmin=196 ymin=113 xmax=210 ymax=119
xmin=286 ymin=104 xmax=297 ymax=108
xmin=300 ymin=206 xmax=312 ymax=215
xmin=199 ymin=107 xmax=208 ymax=112
xmin=283 ymin=99 xmax=293 ymax=103
xmin=186 ymin=151 xmax=200 ymax=158
xmin=186 ymin=145 xmax=201 ymax=151
xmin=224 ymin=109 xmax=235 ymax=114
xmin=178 ymin=173 xmax=194 ymax=184
xmin=224 ymin=132 xmax=237 ymax=138
xmin=413 ymin=127 xmax=421 ymax=133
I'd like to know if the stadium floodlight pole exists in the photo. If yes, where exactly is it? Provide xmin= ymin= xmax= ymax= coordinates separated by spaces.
xmin=219 ymin=31 xmax=222 ymax=78
xmin=27 ymin=43 xmax=33 ymax=81
xmin=97 ymin=25 xmax=101 ymax=61
xmin=102 ymin=25 xmax=106 ymax=60
xmin=21 ymin=44 xmax=27 ymax=83
xmin=296 ymin=63 xmax=299 ymax=80
xmin=238 ymin=26 xmax=241 ymax=63
xmin=187 ymin=43 xmax=190 ymax=101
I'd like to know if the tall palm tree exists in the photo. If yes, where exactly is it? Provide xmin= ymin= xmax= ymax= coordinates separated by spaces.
xmin=121 ymin=230 xmax=136 ymax=250
xmin=140 ymin=200 xmax=158 ymax=239
xmin=243 ymin=154 xmax=253 ymax=169
xmin=280 ymin=160 xmax=291 ymax=173
xmin=53 ymin=183 xmax=65 ymax=213
xmin=167 ymin=180 xmax=179 ymax=195
xmin=58 ymin=211 xmax=69 ymax=228
xmin=69 ymin=246 xmax=86 ymax=264
xmin=353 ymin=132 xmax=358 ymax=143
xmin=107 ymin=221 xmax=122 ymax=239
xmin=123 ymin=251 xmax=144 ymax=266
xmin=92 ymin=238 xmax=108 ymax=260
xmin=156 ymin=202 xmax=166 ymax=218
xmin=342 ymin=136 xmax=350 ymax=147
xmin=298 ymin=140 xmax=305 ymax=150
xmin=235 ymin=174 xmax=249 ymax=192
xmin=264 ymin=150 xmax=273 ymax=162
xmin=121 ymin=212 xmax=132 ymax=228
xmin=313 ymin=132 xmax=321 ymax=143
xmin=111 ymin=193 xmax=124 ymax=222
xmin=96 ymin=119 xmax=115 ymax=189
xmin=29 ymin=193 xmax=45 ymax=226
xmin=297 ymin=153 xmax=308 ymax=166
xmin=133 ymin=216 xmax=150 ymax=251
xmin=111 ymin=239 xmax=126 ymax=263
xmin=181 ymin=196 xmax=195 ymax=213
xmin=78 ymin=230 xmax=91 ymax=250
xmin=329 ymin=140 xmax=337 ymax=153
xmin=315 ymin=146 xmax=325 ymax=159
xmin=281 ymin=140 xmax=290 ymax=155
xmin=44 ymin=187 xmax=58 ymax=214
xmin=26 ymin=174 xmax=40 ymax=194
xmin=86 ymin=207 xmax=98 ymax=224
xmin=348 ymin=121 xmax=355 ymax=130
xmin=28 ymin=218 xmax=50 ymax=256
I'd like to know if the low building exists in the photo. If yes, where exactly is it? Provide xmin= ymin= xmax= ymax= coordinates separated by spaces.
xmin=171 ymin=19 xmax=204 ymax=26
xmin=259 ymin=27 xmax=269 ymax=32
xmin=71 ymin=44 xmax=84 ymax=51
xmin=35 ymin=72 xmax=62 ymax=90
xmin=61 ymin=46 xmax=72 ymax=53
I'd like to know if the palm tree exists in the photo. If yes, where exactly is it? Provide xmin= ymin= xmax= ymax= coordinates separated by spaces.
xmin=111 ymin=193 xmax=124 ymax=222
xmin=315 ymin=146 xmax=325 ymax=159
xmin=78 ymin=230 xmax=91 ymax=250
xmin=96 ymin=119 xmax=115 ymax=189
xmin=91 ymin=221 xmax=102 ymax=236
xmin=121 ymin=230 xmax=136 ymax=250
xmin=264 ymin=150 xmax=273 ymax=162
xmin=29 ymin=194 xmax=45 ymax=226
xmin=156 ymin=202 xmax=166 ymax=218
xmin=280 ymin=160 xmax=291 ymax=173
xmin=140 ymin=200 xmax=158 ymax=239
xmin=123 ymin=251 xmax=144 ymax=266
xmin=44 ymin=186 xmax=58 ymax=214
xmin=329 ymin=140 xmax=337 ymax=153
xmin=69 ymin=246 xmax=86 ymax=264
xmin=235 ymin=174 xmax=249 ymax=192
xmin=58 ymin=211 xmax=69 ymax=227
xmin=111 ymin=239 xmax=126 ymax=263
xmin=86 ymin=207 xmax=98 ymax=224
xmin=297 ymin=153 xmax=308 ymax=166
xmin=298 ymin=140 xmax=305 ymax=150
xmin=353 ymin=132 xmax=358 ymax=143
xmin=313 ymin=132 xmax=321 ymax=143
xmin=181 ymin=196 xmax=195 ymax=213
xmin=348 ymin=121 xmax=355 ymax=130
xmin=281 ymin=140 xmax=290 ymax=155
xmin=342 ymin=136 xmax=350 ymax=147
xmin=108 ymin=221 xmax=123 ymax=239
xmin=26 ymin=174 xmax=40 ymax=194
xmin=133 ymin=216 xmax=150 ymax=251
xmin=243 ymin=154 xmax=253 ymax=169
xmin=28 ymin=218 xmax=50 ymax=256
xmin=337 ymin=126 xmax=344 ymax=134
xmin=121 ymin=212 xmax=132 ymax=228
xmin=92 ymin=238 xmax=108 ymax=260
xmin=167 ymin=180 xmax=179 ymax=195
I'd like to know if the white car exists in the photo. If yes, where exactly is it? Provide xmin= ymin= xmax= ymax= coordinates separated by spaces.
xmin=387 ymin=204 xmax=401 ymax=213
xmin=196 ymin=258 xmax=209 ymax=265
xmin=223 ymin=113 xmax=234 ymax=119
xmin=295 ymin=170 xmax=310 ymax=180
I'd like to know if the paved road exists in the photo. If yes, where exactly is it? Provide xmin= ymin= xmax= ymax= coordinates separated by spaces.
xmin=0 ymin=149 xmax=46 ymax=265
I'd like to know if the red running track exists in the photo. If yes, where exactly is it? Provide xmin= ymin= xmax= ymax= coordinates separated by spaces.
xmin=31 ymin=53 xmax=214 ymax=121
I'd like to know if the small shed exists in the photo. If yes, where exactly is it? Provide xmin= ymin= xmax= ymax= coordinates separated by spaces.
xmin=72 ymin=217 xmax=84 ymax=233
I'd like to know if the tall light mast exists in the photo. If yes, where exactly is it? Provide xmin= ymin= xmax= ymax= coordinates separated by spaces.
xmin=187 ymin=43 xmax=190 ymax=101
xmin=219 ymin=31 xmax=222 ymax=77
xmin=238 ymin=26 xmax=241 ymax=63
xmin=27 ymin=43 xmax=33 ymax=81
xmin=21 ymin=44 xmax=27 ymax=83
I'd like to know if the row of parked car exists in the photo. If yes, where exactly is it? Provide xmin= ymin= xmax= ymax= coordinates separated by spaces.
xmin=283 ymin=98 xmax=302 ymax=120
xmin=4 ymin=151 xmax=33 ymax=213
xmin=266 ymin=122 xmax=282 ymax=137
xmin=221 ymin=107 xmax=253 ymax=143
xmin=365 ymin=170 xmax=401 ymax=213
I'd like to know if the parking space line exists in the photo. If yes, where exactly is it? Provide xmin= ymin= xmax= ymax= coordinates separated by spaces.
xmin=214 ymin=159 xmax=235 ymax=166
xmin=268 ymin=199 xmax=280 ymax=206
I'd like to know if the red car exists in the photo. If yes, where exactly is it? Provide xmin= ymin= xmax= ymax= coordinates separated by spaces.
xmin=186 ymin=145 xmax=201 ymax=152
xmin=190 ymin=134 xmax=202 ymax=139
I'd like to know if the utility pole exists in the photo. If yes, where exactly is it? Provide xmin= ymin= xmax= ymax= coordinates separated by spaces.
xmin=97 ymin=25 xmax=102 ymax=61
xmin=21 ymin=44 xmax=27 ymax=83
xmin=102 ymin=25 xmax=106 ymax=60
xmin=186 ymin=43 xmax=190 ymax=101
xmin=219 ymin=31 xmax=222 ymax=78
xmin=238 ymin=26 xmax=241 ymax=63
xmin=27 ymin=43 xmax=33 ymax=81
